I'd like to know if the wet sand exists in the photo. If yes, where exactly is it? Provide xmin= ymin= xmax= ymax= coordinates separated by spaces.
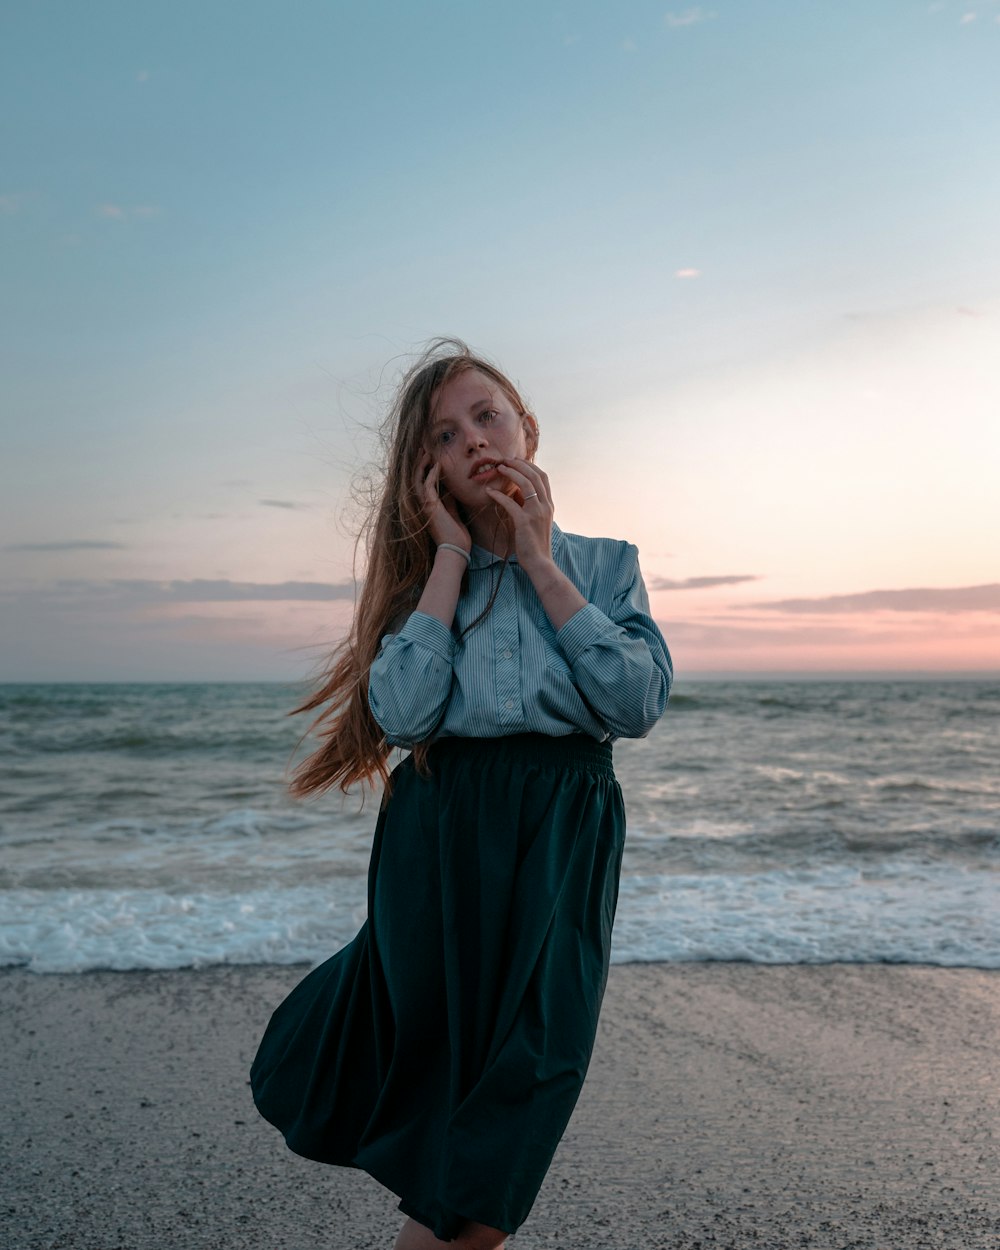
xmin=1 ymin=962 xmax=998 ymax=1249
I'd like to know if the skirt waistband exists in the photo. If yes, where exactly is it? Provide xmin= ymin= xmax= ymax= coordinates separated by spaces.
xmin=424 ymin=733 xmax=615 ymax=779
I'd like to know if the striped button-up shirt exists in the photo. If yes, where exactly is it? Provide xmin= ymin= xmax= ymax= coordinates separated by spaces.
xmin=367 ymin=525 xmax=672 ymax=746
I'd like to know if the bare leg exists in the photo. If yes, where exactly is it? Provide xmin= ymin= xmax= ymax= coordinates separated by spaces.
xmin=393 ymin=1217 xmax=507 ymax=1250
xmin=393 ymin=1219 xmax=448 ymax=1250
xmin=454 ymin=1222 xmax=507 ymax=1250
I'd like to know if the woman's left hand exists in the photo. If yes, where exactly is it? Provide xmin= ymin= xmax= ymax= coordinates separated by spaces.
xmin=485 ymin=458 xmax=555 ymax=571
xmin=487 ymin=458 xmax=587 ymax=628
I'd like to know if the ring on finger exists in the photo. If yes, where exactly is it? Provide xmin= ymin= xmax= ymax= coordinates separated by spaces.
xmin=522 ymin=491 xmax=538 ymax=500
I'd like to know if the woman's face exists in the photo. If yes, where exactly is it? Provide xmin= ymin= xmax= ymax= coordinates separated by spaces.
xmin=427 ymin=369 xmax=537 ymax=513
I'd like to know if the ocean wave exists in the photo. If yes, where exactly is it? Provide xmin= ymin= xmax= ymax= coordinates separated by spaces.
xmin=624 ymin=823 xmax=1000 ymax=869
xmin=0 ymin=884 xmax=369 ymax=974
xmin=2 ymin=859 xmax=997 ymax=973
xmin=2 ymin=679 xmax=997 ymax=973
xmin=4 ymin=814 xmax=997 ymax=895
xmin=657 ymin=693 xmax=702 ymax=711
xmin=614 ymin=865 xmax=1000 ymax=966
xmin=18 ymin=728 xmax=289 ymax=756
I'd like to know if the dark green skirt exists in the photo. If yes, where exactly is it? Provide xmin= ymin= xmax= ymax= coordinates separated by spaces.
xmin=250 ymin=733 xmax=626 ymax=1241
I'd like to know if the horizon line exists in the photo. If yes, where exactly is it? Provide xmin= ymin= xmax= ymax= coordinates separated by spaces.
xmin=1 ymin=670 xmax=998 ymax=686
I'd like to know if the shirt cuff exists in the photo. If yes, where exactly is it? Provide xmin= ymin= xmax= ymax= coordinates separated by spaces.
xmin=397 ymin=610 xmax=457 ymax=661
xmin=556 ymin=602 xmax=617 ymax=665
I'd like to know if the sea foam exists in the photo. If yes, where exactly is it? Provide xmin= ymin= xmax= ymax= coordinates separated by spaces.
xmin=3 ymin=680 xmax=998 ymax=973
xmin=2 ymin=859 xmax=996 ymax=973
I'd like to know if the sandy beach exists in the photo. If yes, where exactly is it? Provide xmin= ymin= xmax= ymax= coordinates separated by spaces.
xmin=1 ymin=962 xmax=997 ymax=1250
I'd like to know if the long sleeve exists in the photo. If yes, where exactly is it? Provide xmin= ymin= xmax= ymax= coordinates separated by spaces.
xmin=368 ymin=610 xmax=456 ymax=745
xmin=555 ymin=543 xmax=672 ymax=738
xmin=365 ymin=526 xmax=671 ymax=746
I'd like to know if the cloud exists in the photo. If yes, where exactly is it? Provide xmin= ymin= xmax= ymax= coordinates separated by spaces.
xmin=664 ymin=8 xmax=717 ymax=28
xmin=745 ymin=584 xmax=1000 ymax=614
xmin=622 ymin=37 xmax=638 ymax=53
xmin=0 ymin=193 xmax=26 ymax=215
xmin=1 ymin=578 xmax=357 ymax=606
xmin=960 ymin=11 xmax=977 ymax=22
xmin=660 ymin=617 xmax=885 ymax=648
xmin=95 ymin=203 xmax=160 ymax=221
xmin=4 ymin=540 xmax=127 ymax=552
xmin=651 ymin=613 xmax=1000 ymax=673
xmin=111 ymin=578 xmax=355 ymax=603
xmin=675 ymin=267 xmax=701 ymax=279
xmin=650 ymin=574 xmax=760 ymax=591
xmin=259 ymin=499 xmax=309 ymax=510
xmin=136 ymin=69 xmax=150 ymax=82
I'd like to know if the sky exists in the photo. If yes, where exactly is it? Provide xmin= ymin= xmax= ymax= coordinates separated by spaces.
xmin=2 ymin=0 xmax=999 ymax=681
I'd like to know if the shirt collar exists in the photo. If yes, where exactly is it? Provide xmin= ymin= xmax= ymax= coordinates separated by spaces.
xmin=469 ymin=521 xmax=564 ymax=570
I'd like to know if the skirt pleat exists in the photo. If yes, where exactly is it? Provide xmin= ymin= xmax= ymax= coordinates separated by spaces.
xmin=250 ymin=734 xmax=626 ymax=1241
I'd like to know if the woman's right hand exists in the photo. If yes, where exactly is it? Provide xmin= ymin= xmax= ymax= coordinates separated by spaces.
xmin=416 ymin=453 xmax=472 ymax=553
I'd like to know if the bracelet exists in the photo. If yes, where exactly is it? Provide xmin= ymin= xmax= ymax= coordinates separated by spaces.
xmin=437 ymin=542 xmax=472 ymax=566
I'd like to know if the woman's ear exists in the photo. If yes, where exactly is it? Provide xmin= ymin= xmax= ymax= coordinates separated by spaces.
xmin=522 ymin=412 xmax=539 ymax=459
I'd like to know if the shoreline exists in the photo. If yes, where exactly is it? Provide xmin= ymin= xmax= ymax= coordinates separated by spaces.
xmin=2 ymin=962 xmax=998 ymax=1248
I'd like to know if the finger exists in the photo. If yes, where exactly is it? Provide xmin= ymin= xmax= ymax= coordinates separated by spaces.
xmin=496 ymin=463 xmax=548 ymax=504
xmin=502 ymin=458 xmax=550 ymax=500
xmin=418 ymin=461 xmax=441 ymax=505
xmin=494 ymin=462 xmax=533 ymax=492
xmin=483 ymin=487 xmax=521 ymax=519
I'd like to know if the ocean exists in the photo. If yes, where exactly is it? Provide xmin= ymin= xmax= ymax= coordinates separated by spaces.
xmin=1 ymin=680 xmax=997 ymax=973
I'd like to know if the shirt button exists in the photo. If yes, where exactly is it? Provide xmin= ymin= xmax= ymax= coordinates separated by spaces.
xmin=504 ymin=699 xmax=514 ymax=710
xmin=502 ymin=649 xmax=512 ymax=660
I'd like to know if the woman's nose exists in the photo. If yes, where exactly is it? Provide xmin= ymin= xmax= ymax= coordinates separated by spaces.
xmin=465 ymin=428 xmax=488 ymax=453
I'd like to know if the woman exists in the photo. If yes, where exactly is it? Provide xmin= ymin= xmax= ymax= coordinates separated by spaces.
xmin=251 ymin=339 xmax=672 ymax=1248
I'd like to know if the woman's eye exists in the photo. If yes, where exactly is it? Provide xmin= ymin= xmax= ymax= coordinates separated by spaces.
xmin=479 ymin=409 xmax=499 ymax=424
xmin=438 ymin=429 xmax=455 ymax=445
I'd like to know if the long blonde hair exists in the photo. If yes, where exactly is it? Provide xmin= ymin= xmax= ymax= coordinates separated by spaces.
xmin=288 ymin=338 xmax=533 ymax=797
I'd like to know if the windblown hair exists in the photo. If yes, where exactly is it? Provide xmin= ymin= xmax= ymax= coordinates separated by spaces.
xmin=288 ymin=338 xmax=533 ymax=797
